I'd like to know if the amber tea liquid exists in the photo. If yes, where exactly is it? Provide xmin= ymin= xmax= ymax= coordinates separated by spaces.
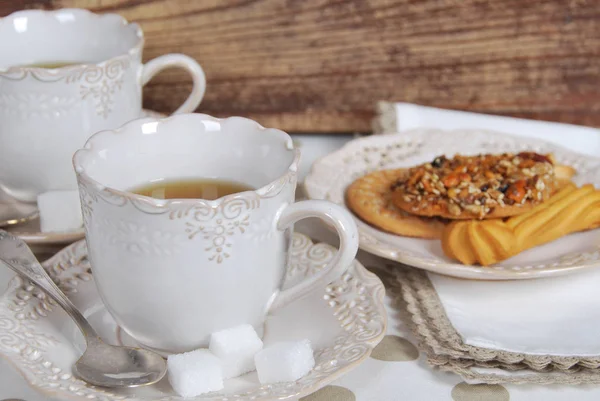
xmin=17 ymin=61 xmax=83 ymax=68
xmin=130 ymin=178 xmax=254 ymax=200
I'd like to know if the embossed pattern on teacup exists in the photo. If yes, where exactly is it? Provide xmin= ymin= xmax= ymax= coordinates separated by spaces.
xmin=76 ymin=152 xmax=298 ymax=263
xmin=0 ymin=92 xmax=79 ymax=119
xmin=78 ymin=179 xmax=289 ymax=263
xmin=170 ymin=195 xmax=261 ymax=263
xmin=0 ymin=59 xmax=130 ymax=119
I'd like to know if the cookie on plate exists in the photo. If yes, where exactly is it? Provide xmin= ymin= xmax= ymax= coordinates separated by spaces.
xmin=346 ymin=169 xmax=446 ymax=239
xmin=391 ymin=152 xmax=557 ymax=220
xmin=442 ymin=183 xmax=600 ymax=265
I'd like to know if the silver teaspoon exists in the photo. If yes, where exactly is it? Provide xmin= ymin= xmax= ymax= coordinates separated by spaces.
xmin=0 ymin=230 xmax=167 ymax=388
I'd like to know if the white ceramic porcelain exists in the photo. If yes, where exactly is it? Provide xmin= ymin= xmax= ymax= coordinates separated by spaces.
xmin=0 ymin=233 xmax=385 ymax=400
xmin=73 ymin=113 xmax=359 ymax=353
xmin=5 ymin=220 xmax=85 ymax=245
xmin=0 ymin=110 xmax=164 ymax=247
xmin=0 ymin=9 xmax=206 ymax=202
xmin=305 ymin=129 xmax=600 ymax=280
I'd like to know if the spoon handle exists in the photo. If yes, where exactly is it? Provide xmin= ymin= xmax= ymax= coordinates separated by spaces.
xmin=0 ymin=230 xmax=99 ymax=340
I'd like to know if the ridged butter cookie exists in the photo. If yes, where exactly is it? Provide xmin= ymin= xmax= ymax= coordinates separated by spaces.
xmin=442 ymin=183 xmax=600 ymax=265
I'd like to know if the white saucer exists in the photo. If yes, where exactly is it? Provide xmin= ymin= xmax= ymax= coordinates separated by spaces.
xmin=305 ymin=129 xmax=600 ymax=280
xmin=1 ymin=109 xmax=166 ymax=247
xmin=0 ymin=233 xmax=386 ymax=400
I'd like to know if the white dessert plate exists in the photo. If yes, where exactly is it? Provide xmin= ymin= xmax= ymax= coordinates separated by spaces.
xmin=0 ymin=233 xmax=386 ymax=401
xmin=1 ymin=109 xmax=165 ymax=246
xmin=304 ymin=128 xmax=600 ymax=280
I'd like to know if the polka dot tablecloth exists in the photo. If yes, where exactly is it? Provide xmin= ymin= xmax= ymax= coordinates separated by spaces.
xmin=294 ymin=215 xmax=600 ymax=401
xmin=293 ymin=256 xmax=513 ymax=401
xmin=3 ymin=135 xmax=600 ymax=400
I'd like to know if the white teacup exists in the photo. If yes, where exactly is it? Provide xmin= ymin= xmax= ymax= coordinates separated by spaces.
xmin=73 ymin=113 xmax=359 ymax=353
xmin=0 ymin=9 xmax=206 ymax=202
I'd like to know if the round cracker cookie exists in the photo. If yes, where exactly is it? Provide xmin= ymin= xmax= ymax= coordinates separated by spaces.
xmin=346 ymin=169 xmax=445 ymax=239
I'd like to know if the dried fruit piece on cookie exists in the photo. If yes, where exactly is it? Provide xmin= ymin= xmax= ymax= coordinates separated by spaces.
xmin=346 ymin=169 xmax=446 ymax=239
xmin=391 ymin=152 xmax=557 ymax=220
xmin=442 ymin=183 xmax=600 ymax=265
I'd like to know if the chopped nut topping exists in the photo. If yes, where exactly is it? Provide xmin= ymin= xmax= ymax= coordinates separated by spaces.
xmin=392 ymin=152 xmax=555 ymax=218
xmin=448 ymin=203 xmax=461 ymax=216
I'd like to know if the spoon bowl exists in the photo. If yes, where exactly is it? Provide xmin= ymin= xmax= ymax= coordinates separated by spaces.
xmin=0 ymin=230 xmax=167 ymax=388
xmin=73 ymin=339 xmax=167 ymax=388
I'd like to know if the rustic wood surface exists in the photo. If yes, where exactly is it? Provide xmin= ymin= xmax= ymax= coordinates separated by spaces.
xmin=2 ymin=0 xmax=600 ymax=133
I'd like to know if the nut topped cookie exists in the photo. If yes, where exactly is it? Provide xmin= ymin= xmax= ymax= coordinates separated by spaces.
xmin=391 ymin=152 xmax=556 ymax=219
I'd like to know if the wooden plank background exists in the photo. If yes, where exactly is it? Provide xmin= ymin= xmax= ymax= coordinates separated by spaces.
xmin=2 ymin=0 xmax=600 ymax=133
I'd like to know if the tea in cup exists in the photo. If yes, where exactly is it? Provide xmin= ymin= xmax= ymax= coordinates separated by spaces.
xmin=73 ymin=113 xmax=359 ymax=354
xmin=0 ymin=9 xmax=206 ymax=202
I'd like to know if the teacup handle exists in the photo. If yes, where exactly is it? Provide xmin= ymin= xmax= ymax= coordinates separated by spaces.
xmin=269 ymin=200 xmax=359 ymax=312
xmin=141 ymin=54 xmax=207 ymax=114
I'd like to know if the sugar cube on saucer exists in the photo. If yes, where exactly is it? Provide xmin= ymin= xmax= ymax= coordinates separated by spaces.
xmin=209 ymin=324 xmax=263 ymax=379
xmin=254 ymin=339 xmax=315 ymax=384
xmin=167 ymin=349 xmax=223 ymax=397
xmin=37 ymin=190 xmax=83 ymax=233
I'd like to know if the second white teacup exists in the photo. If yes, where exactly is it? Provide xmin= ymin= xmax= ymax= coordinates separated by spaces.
xmin=0 ymin=9 xmax=206 ymax=202
xmin=73 ymin=113 xmax=359 ymax=354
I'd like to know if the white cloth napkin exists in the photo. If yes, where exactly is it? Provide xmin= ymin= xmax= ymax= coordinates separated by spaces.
xmin=381 ymin=101 xmax=600 ymax=357
xmin=429 ymin=271 xmax=600 ymax=356
xmin=376 ymin=102 xmax=600 ymax=157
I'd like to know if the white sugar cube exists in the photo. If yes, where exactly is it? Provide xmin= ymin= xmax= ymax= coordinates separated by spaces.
xmin=209 ymin=324 xmax=263 ymax=379
xmin=254 ymin=339 xmax=315 ymax=384
xmin=167 ymin=349 xmax=223 ymax=397
xmin=37 ymin=190 xmax=83 ymax=233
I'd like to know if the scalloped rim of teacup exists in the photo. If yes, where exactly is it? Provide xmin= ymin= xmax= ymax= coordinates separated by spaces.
xmin=0 ymin=8 xmax=144 ymax=75
xmin=73 ymin=113 xmax=302 ymax=209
